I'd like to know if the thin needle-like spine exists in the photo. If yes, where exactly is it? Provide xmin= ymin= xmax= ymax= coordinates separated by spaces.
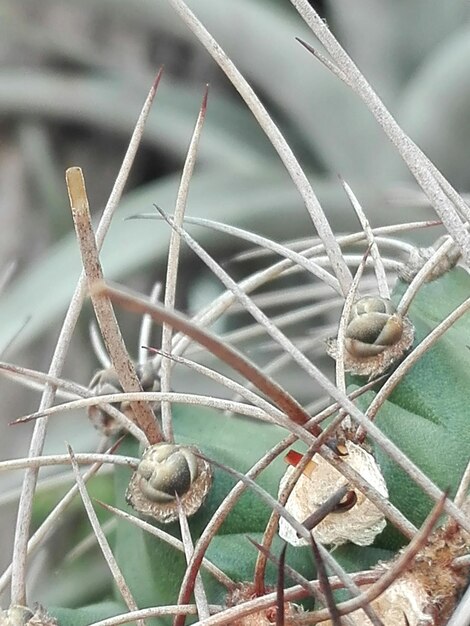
xmin=11 ymin=392 xmax=286 ymax=426
xmin=397 ymin=237 xmax=458 ymax=315
xmin=89 ymin=321 xmax=112 ymax=368
xmin=301 ymin=484 xmax=350 ymax=532
xmin=0 ymin=361 xmax=93 ymax=398
xmin=341 ymin=179 xmax=390 ymax=299
xmin=136 ymin=215 xmax=468 ymax=531
xmin=362 ymin=295 xmax=470 ymax=425
xmin=9 ymin=70 xmax=162 ymax=606
xmin=160 ymin=220 xmax=432 ymax=369
xmin=0 ymin=362 xmax=147 ymax=444
xmin=218 ymin=297 xmax=342 ymax=346
xmin=0 ymin=260 xmax=16 ymax=293
xmin=454 ymin=460 xmax=470 ymax=509
xmin=0 ymin=470 xmax=113 ymax=510
xmin=310 ymin=537 xmax=344 ymax=626
xmin=248 ymin=537 xmax=325 ymax=604
xmin=177 ymin=499 xmax=210 ymax=621
xmin=335 ymin=246 xmax=370 ymax=401
xmin=148 ymin=348 xmax=286 ymax=425
xmin=276 ymin=544 xmax=287 ymax=626
xmin=67 ymin=444 xmax=144 ymax=626
xmin=212 ymin=219 xmax=439 ymax=266
xmin=96 ymin=500 xmax=234 ymax=590
xmin=0 ymin=437 xmax=112 ymax=594
xmin=0 ymin=453 xmax=138 ymax=472
xmin=96 ymin=282 xmax=419 ymax=539
xmin=0 ymin=316 xmax=31 ymax=359
xmin=164 ymin=0 xmax=353 ymax=294
xmin=139 ymin=214 xmax=343 ymax=296
xmin=160 ymin=86 xmax=208 ymax=442
xmin=292 ymin=1 xmax=470 ymax=262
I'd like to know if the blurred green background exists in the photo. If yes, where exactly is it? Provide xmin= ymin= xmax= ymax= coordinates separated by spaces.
xmin=1 ymin=0 xmax=470 ymax=609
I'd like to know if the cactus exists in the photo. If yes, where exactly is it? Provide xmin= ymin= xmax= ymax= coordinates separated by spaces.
xmin=1 ymin=1 xmax=470 ymax=625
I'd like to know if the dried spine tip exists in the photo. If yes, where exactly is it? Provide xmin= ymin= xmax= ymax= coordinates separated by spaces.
xmin=278 ymin=441 xmax=387 ymax=547
xmin=326 ymin=295 xmax=414 ymax=378
xmin=126 ymin=442 xmax=212 ymax=523
xmin=87 ymin=361 xmax=160 ymax=435
xmin=226 ymin=583 xmax=303 ymax=625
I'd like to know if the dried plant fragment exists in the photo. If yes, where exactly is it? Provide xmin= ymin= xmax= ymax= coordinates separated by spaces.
xmin=320 ymin=508 xmax=470 ymax=625
xmin=88 ymin=361 xmax=160 ymax=436
xmin=318 ymin=575 xmax=429 ymax=626
xmin=226 ymin=583 xmax=303 ymax=626
xmin=126 ymin=443 xmax=212 ymax=523
xmin=398 ymin=236 xmax=461 ymax=283
xmin=326 ymin=296 xmax=414 ymax=378
xmin=0 ymin=605 xmax=57 ymax=626
xmin=278 ymin=441 xmax=387 ymax=547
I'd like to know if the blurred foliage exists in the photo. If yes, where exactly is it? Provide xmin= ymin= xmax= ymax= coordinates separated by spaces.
xmin=3 ymin=0 xmax=470 ymax=354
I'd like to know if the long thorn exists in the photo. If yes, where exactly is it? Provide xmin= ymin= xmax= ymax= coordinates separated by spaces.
xmin=300 ymin=484 xmax=353 ymax=533
xmin=310 ymin=537 xmax=343 ymax=626
xmin=67 ymin=444 xmax=144 ymax=626
xmin=165 ymin=0 xmax=353 ymax=293
xmin=160 ymin=85 xmax=209 ymax=443
xmin=10 ymin=70 xmax=162 ymax=605
xmin=276 ymin=544 xmax=287 ymax=626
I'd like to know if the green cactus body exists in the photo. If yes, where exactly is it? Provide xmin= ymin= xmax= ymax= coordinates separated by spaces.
xmin=351 ymin=267 xmax=470 ymax=549
xmin=112 ymin=409 xmax=311 ymax=624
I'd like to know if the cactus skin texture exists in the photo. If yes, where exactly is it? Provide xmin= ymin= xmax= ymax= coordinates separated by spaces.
xmin=352 ymin=268 xmax=470 ymax=549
